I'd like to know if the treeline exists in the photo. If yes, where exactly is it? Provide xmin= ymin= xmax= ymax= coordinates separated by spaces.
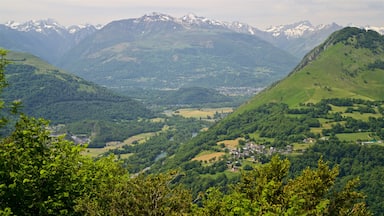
xmin=289 ymin=139 xmax=384 ymax=214
xmin=322 ymin=116 xmax=384 ymax=139
xmin=331 ymin=27 xmax=384 ymax=51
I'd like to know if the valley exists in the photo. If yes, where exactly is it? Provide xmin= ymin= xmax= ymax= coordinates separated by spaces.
xmin=1 ymin=15 xmax=384 ymax=214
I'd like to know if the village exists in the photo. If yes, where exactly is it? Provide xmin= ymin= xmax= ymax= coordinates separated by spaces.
xmin=225 ymin=141 xmax=294 ymax=171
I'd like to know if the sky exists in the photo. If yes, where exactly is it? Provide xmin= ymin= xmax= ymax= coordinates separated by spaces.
xmin=1 ymin=0 xmax=383 ymax=29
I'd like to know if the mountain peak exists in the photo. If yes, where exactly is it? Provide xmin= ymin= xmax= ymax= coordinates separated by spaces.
xmin=180 ymin=13 xmax=223 ymax=27
xmin=135 ymin=12 xmax=176 ymax=23
xmin=5 ymin=18 xmax=65 ymax=33
xmin=265 ymin=20 xmax=320 ymax=38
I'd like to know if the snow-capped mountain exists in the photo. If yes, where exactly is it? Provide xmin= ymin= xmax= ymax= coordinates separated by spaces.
xmin=225 ymin=21 xmax=263 ymax=35
xmin=5 ymin=19 xmax=66 ymax=34
xmin=255 ymin=21 xmax=343 ymax=58
xmin=180 ymin=13 xmax=225 ymax=27
xmin=1 ymin=13 xmax=382 ymax=64
xmin=1 ymin=18 xmax=99 ymax=63
xmin=264 ymin=20 xmax=332 ymax=38
xmin=5 ymin=18 xmax=99 ymax=36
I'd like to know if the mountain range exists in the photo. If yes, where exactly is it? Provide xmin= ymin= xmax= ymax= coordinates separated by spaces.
xmin=3 ymin=13 xmax=380 ymax=96
xmin=56 ymin=13 xmax=300 ymax=92
xmin=0 ymin=14 xmax=343 ymax=62
xmin=1 ymin=13 xmax=383 ymax=101
xmin=1 ymin=19 xmax=99 ymax=64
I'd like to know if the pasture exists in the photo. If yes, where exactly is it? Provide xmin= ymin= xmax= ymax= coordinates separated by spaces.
xmin=172 ymin=107 xmax=233 ymax=119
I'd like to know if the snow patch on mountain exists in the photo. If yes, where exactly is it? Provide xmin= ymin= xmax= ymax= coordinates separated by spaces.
xmin=226 ymin=21 xmax=260 ymax=35
xmin=5 ymin=18 xmax=101 ymax=36
xmin=180 ymin=13 xmax=224 ymax=26
xmin=5 ymin=19 xmax=66 ymax=34
xmin=265 ymin=21 xmax=329 ymax=38
xmin=67 ymin=24 xmax=101 ymax=34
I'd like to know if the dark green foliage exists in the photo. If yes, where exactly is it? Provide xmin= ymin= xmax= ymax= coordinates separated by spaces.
xmin=194 ymin=156 xmax=371 ymax=215
xmin=326 ymin=27 xmax=384 ymax=50
xmin=111 ymin=115 xmax=209 ymax=173
xmin=156 ymin=87 xmax=233 ymax=105
xmin=368 ymin=60 xmax=384 ymax=70
xmin=0 ymin=115 xmax=90 ymax=215
xmin=289 ymin=141 xmax=384 ymax=215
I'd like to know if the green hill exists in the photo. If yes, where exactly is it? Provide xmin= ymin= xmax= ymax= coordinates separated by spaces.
xmin=237 ymin=27 xmax=384 ymax=113
xmin=3 ymin=51 xmax=153 ymax=123
xmin=1 ymin=50 xmax=161 ymax=147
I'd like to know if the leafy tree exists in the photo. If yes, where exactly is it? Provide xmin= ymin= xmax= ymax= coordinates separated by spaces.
xmin=75 ymin=170 xmax=193 ymax=215
xmin=195 ymin=156 xmax=371 ymax=215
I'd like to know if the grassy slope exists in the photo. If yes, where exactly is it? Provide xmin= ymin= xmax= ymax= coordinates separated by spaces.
xmin=235 ymin=30 xmax=384 ymax=116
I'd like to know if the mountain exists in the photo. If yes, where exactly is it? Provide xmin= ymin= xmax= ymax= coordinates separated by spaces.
xmin=258 ymin=21 xmax=343 ymax=58
xmin=0 ymin=19 xmax=98 ymax=63
xmin=58 ymin=13 xmax=298 ymax=92
xmin=2 ymin=15 xmax=383 ymax=96
xmin=2 ymin=50 xmax=153 ymax=123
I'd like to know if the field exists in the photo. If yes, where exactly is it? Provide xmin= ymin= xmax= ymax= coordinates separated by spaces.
xmin=336 ymin=132 xmax=374 ymax=142
xmin=83 ymin=132 xmax=157 ymax=157
xmin=292 ymin=143 xmax=314 ymax=152
xmin=192 ymin=151 xmax=225 ymax=162
xmin=217 ymin=138 xmax=244 ymax=149
xmin=172 ymin=107 xmax=233 ymax=119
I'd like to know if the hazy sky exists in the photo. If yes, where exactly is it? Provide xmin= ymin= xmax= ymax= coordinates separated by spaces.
xmin=1 ymin=0 xmax=383 ymax=29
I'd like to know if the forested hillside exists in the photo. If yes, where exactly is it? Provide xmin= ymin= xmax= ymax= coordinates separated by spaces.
xmin=0 ymin=51 xmax=163 ymax=147
xmin=3 ymin=51 xmax=152 ymax=122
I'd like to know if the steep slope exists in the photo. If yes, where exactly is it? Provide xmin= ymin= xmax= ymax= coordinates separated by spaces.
xmin=3 ymin=50 xmax=152 ymax=123
xmin=238 ymin=27 xmax=384 ymax=113
xmin=58 ymin=13 xmax=298 ymax=91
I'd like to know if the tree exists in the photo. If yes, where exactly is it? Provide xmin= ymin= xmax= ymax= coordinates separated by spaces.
xmin=75 ymin=170 xmax=193 ymax=215
xmin=0 ymin=49 xmax=95 ymax=215
xmin=0 ymin=115 xmax=94 ymax=215
xmin=195 ymin=156 xmax=371 ymax=215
